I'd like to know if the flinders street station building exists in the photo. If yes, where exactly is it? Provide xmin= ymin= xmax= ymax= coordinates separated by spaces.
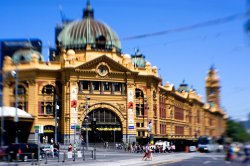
xmin=1 ymin=1 xmax=226 ymax=149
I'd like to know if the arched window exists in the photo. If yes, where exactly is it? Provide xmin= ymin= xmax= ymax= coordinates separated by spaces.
xmin=46 ymin=103 xmax=53 ymax=114
xmin=13 ymin=85 xmax=26 ymax=95
xmin=135 ymin=89 xmax=144 ymax=117
xmin=40 ymin=85 xmax=56 ymax=115
xmin=13 ymin=85 xmax=27 ymax=111
xmin=42 ymin=85 xmax=55 ymax=95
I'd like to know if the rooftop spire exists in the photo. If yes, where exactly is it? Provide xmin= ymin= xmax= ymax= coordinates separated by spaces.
xmin=83 ymin=0 xmax=94 ymax=19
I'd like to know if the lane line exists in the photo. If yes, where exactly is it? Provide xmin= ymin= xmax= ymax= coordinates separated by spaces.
xmin=203 ymin=161 xmax=211 ymax=164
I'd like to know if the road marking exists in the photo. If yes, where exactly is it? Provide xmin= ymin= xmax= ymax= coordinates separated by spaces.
xmin=203 ymin=161 xmax=211 ymax=164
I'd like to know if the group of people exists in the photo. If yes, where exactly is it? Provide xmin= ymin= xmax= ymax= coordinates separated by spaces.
xmin=225 ymin=143 xmax=250 ymax=163
xmin=48 ymin=142 xmax=60 ymax=158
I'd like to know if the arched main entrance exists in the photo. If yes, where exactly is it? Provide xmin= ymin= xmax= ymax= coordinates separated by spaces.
xmin=81 ymin=108 xmax=122 ymax=143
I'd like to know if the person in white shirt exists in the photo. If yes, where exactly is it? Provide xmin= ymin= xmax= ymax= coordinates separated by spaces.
xmin=50 ymin=144 xmax=54 ymax=158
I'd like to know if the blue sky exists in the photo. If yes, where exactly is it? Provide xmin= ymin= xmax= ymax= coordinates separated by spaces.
xmin=1 ymin=0 xmax=250 ymax=120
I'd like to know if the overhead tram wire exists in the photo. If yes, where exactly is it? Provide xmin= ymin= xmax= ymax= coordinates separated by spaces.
xmin=121 ymin=12 xmax=250 ymax=41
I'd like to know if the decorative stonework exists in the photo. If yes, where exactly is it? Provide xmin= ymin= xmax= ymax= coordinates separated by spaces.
xmin=96 ymin=62 xmax=110 ymax=77
xmin=79 ymin=102 xmax=126 ymax=124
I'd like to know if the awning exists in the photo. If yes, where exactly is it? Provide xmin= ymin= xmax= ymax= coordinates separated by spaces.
xmin=0 ymin=106 xmax=33 ymax=119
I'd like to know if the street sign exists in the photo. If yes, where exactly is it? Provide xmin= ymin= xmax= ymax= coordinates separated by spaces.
xmin=34 ymin=125 xmax=44 ymax=134
xmin=34 ymin=125 xmax=39 ymax=130
xmin=71 ymin=124 xmax=80 ymax=130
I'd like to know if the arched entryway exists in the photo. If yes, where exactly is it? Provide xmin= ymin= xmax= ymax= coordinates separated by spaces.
xmin=40 ymin=125 xmax=55 ymax=144
xmin=81 ymin=108 xmax=122 ymax=143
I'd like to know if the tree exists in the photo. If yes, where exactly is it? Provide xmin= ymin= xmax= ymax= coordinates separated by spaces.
xmin=226 ymin=118 xmax=250 ymax=143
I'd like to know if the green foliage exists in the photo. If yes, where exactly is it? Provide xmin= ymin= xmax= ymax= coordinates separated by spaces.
xmin=226 ymin=118 xmax=250 ymax=143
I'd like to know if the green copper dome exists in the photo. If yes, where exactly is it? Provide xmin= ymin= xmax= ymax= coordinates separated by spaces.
xmin=177 ymin=80 xmax=190 ymax=92
xmin=57 ymin=1 xmax=121 ymax=52
xmin=12 ymin=48 xmax=44 ymax=64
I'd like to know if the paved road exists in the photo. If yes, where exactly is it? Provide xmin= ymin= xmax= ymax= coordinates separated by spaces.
xmin=161 ymin=154 xmax=250 ymax=166
xmin=1 ymin=149 xmax=247 ymax=166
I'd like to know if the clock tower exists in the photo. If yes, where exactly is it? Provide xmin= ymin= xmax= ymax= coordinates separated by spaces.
xmin=205 ymin=66 xmax=221 ymax=108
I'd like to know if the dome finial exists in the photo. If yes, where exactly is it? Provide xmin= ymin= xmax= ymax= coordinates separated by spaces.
xmin=83 ymin=0 xmax=94 ymax=19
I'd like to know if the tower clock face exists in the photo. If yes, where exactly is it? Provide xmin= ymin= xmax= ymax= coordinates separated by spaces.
xmin=98 ymin=65 xmax=108 ymax=76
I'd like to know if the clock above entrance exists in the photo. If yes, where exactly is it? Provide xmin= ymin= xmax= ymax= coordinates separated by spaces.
xmin=96 ymin=62 xmax=109 ymax=77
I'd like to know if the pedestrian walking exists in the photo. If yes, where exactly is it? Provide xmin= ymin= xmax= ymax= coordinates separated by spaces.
xmin=147 ymin=144 xmax=153 ymax=160
xmin=142 ymin=143 xmax=149 ymax=160
xmin=225 ymin=143 xmax=234 ymax=161
xmin=68 ymin=143 xmax=73 ymax=152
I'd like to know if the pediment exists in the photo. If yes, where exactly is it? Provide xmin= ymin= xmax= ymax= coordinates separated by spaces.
xmin=74 ymin=55 xmax=134 ymax=75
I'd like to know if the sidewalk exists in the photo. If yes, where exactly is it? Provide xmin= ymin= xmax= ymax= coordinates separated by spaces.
xmin=73 ymin=152 xmax=199 ymax=166
xmin=0 ymin=148 xmax=222 ymax=166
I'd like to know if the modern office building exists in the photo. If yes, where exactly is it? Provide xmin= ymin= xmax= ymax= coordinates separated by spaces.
xmin=1 ymin=1 xmax=226 ymax=148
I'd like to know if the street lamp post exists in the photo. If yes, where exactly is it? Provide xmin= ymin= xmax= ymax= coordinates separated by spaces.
xmin=113 ymin=129 xmax=115 ymax=150
xmin=54 ymin=96 xmax=59 ymax=144
xmin=11 ymin=69 xmax=19 ymax=144
xmin=85 ymin=96 xmax=90 ymax=150
xmin=1 ymin=91 xmax=4 ymax=146
xmin=0 ymin=70 xmax=4 ymax=146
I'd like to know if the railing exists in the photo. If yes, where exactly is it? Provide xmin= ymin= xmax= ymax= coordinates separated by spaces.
xmin=0 ymin=147 xmax=97 ymax=165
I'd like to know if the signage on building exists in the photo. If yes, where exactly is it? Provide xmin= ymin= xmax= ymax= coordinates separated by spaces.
xmin=70 ymin=85 xmax=78 ymax=128
xmin=128 ymin=89 xmax=134 ymax=129
xmin=34 ymin=125 xmax=44 ymax=134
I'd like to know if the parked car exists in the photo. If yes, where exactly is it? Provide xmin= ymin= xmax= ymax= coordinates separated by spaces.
xmin=189 ymin=146 xmax=197 ymax=152
xmin=5 ymin=143 xmax=39 ymax=161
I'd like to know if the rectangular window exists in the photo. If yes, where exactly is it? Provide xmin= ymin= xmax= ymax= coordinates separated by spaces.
xmin=103 ymin=82 xmax=110 ymax=91
xmin=153 ymin=104 xmax=157 ymax=117
xmin=136 ymin=123 xmax=140 ymax=127
xmin=113 ymin=83 xmax=120 ymax=91
xmin=40 ymin=102 xmax=53 ymax=115
xmin=93 ymin=82 xmax=100 ymax=90
xmin=136 ymin=104 xmax=140 ymax=116
xmin=121 ymin=83 xmax=126 ymax=95
xmin=160 ymin=124 xmax=166 ymax=135
xmin=175 ymin=126 xmax=184 ymax=135
xmin=174 ymin=107 xmax=184 ymax=120
xmin=82 ymin=81 xmax=89 ymax=90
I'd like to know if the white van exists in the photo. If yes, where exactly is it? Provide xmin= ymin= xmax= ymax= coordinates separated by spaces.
xmin=155 ymin=141 xmax=171 ymax=152
xmin=198 ymin=136 xmax=218 ymax=152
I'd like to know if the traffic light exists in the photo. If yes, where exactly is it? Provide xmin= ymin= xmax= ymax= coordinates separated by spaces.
xmin=91 ymin=119 xmax=96 ymax=132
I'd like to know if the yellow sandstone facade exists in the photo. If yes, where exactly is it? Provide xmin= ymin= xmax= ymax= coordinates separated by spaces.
xmin=1 ymin=2 xmax=226 ymax=147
